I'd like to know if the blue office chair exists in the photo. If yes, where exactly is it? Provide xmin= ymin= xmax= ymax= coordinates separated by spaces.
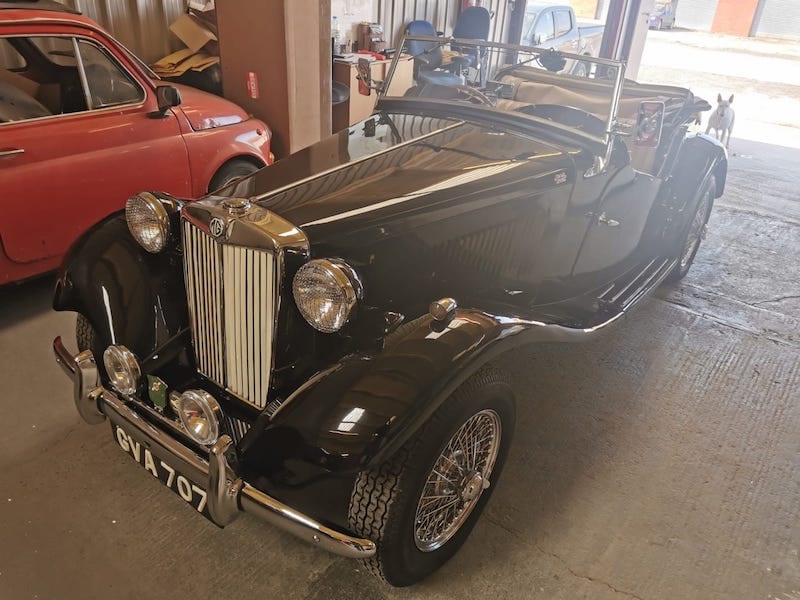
xmin=452 ymin=7 xmax=491 ymax=85
xmin=405 ymin=20 xmax=463 ymax=87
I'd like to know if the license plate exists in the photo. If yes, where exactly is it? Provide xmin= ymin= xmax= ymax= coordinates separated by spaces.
xmin=112 ymin=424 xmax=209 ymax=516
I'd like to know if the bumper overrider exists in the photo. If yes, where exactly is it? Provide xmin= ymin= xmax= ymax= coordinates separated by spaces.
xmin=53 ymin=336 xmax=376 ymax=559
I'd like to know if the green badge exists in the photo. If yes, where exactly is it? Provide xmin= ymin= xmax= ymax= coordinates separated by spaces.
xmin=147 ymin=375 xmax=168 ymax=412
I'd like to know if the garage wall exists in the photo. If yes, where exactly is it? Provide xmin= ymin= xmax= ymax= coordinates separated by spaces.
xmin=68 ymin=0 xmax=186 ymax=64
xmin=332 ymin=0 xmax=379 ymax=42
xmin=754 ymin=0 xmax=800 ymax=39
xmin=674 ymin=0 xmax=720 ymax=31
xmin=378 ymin=0 xmax=511 ymax=49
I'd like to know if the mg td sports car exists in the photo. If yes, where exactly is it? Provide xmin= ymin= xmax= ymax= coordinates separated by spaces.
xmin=53 ymin=37 xmax=725 ymax=586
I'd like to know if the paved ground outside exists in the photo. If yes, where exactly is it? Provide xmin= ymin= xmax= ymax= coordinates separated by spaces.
xmin=639 ymin=29 xmax=800 ymax=149
xmin=0 ymin=30 xmax=798 ymax=600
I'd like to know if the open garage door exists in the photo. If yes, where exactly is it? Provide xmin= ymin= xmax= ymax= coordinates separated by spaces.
xmin=755 ymin=0 xmax=800 ymax=39
xmin=674 ymin=0 xmax=719 ymax=31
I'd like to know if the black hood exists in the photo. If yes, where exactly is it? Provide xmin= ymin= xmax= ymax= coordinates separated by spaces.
xmin=220 ymin=111 xmax=576 ymax=246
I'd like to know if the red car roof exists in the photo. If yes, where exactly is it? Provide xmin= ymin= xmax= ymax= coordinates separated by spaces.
xmin=0 ymin=1 xmax=79 ymax=13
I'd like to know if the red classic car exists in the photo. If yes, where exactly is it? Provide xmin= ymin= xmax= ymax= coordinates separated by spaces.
xmin=0 ymin=0 xmax=273 ymax=285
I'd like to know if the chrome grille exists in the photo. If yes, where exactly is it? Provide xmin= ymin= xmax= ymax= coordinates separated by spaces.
xmin=182 ymin=220 xmax=276 ymax=409
xmin=223 ymin=414 xmax=251 ymax=444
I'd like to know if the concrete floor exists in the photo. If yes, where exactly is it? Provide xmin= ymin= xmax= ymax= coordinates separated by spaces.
xmin=1 ymin=32 xmax=798 ymax=600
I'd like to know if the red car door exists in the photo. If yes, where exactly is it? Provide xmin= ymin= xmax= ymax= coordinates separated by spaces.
xmin=0 ymin=28 xmax=191 ymax=266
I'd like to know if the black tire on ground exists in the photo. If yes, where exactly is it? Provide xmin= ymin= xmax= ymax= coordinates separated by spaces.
xmin=208 ymin=158 xmax=262 ymax=194
xmin=348 ymin=366 xmax=515 ymax=587
xmin=76 ymin=314 xmax=97 ymax=353
xmin=666 ymin=176 xmax=716 ymax=283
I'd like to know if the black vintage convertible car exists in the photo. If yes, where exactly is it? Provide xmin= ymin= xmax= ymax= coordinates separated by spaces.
xmin=52 ymin=38 xmax=726 ymax=586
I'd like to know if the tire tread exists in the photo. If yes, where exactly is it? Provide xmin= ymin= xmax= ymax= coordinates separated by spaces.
xmin=76 ymin=314 xmax=95 ymax=352
xmin=347 ymin=366 xmax=511 ymax=583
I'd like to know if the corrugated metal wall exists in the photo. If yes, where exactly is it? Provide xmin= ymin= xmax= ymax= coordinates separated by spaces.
xmin=69 ymin=0 xmax=187 ymax=63
xmin=755 ymin=0 xmax=800 ymax=40
xmin=378 ymin=0 xmax=512 ymax=49
xmin=1 ymin=0 xmax=186 ymax=65
xmin=674 ymin=0 xmax=719 ymax=31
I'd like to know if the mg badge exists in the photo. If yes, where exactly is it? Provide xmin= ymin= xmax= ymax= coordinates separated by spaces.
xmin=209 ymin=217 xmax=225 ymax=238
xmin=146 ymin=375 xmax=168 ymax=413
xmin=554 ymin=171 xmax=567 ymax=185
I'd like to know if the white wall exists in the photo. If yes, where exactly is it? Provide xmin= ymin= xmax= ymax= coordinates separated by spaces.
xmin=331 ymin=0 xmax=378 ymax=46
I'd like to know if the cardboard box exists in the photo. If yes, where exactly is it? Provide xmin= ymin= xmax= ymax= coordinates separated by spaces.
xmin=170 ymin=14 xmax=217 ymax=53
xmin=188 ymin=0 xmax=215 ymax=11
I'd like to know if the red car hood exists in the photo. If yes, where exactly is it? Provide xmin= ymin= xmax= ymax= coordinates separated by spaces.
xmin=167 ymin=82 xmax=249 ymax=131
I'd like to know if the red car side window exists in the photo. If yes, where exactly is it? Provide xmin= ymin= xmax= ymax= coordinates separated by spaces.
xmin=0 ymin=35 xmax=145 ymax=125
xmin=77 ymin=39 xmax=144 ymax=109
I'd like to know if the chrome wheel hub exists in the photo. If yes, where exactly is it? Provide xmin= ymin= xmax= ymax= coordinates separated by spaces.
xmin=461 ymin=471 xmax=485 ymax=502
xmin=413 ymin=409 xmax=502 ymax=552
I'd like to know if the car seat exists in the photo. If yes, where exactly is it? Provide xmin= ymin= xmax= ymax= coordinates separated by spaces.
xmin=452 ymin=7 xmax=491 ymax=70
xmin=0 ymin=80 xmax=51 ymax=123
xmin=405 ymin=20 xmax=463 ymax=86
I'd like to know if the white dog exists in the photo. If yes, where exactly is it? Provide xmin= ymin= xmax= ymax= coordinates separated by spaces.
xmin=706 ymin=94 xmax=735 ymax=148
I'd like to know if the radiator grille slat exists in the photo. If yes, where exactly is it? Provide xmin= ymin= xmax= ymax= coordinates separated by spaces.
xmin=182 ymin=220 xmax=275 ymax=411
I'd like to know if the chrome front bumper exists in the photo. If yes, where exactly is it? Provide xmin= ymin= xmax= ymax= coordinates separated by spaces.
xmin=53 ymin=336 xmax=376 ymax=559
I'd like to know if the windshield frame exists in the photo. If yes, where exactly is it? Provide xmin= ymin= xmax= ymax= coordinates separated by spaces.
xmin=381 ymin=35 xmax=626 ymax=151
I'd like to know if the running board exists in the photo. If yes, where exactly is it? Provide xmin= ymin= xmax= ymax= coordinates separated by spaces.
xmin=598 ymin=257 xmax=676 ymax=315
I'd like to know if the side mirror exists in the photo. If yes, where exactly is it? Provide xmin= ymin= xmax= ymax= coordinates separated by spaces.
xmin=634 ymin=101 xmax=665 ymax=147
xmin=356 ymin=58 xmax=372 ymax=96
xmin=149 ymin=85 xmax=182 ymax=118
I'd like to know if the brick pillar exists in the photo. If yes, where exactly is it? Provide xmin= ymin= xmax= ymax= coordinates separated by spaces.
xmin=712 ymin=0 xmax=760 ymax=36
xmin=216 ymin=0 xmax=332 ymax=158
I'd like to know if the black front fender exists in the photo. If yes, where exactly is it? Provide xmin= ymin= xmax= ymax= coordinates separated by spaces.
xmin=243 ymin=308 xmax=620 ymax=528
xmin=52 ymin=211 xmax=189 ymax=362
xmin=255 ymin=308 xmax=616 ymax=477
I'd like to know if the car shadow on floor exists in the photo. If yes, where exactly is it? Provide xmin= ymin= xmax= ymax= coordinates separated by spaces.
xmin=0 ymin=274 xmax=56 ymax=331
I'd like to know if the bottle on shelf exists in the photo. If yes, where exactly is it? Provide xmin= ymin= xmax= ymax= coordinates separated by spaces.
xmin=332 ymin=16 xmax=343 ymax=54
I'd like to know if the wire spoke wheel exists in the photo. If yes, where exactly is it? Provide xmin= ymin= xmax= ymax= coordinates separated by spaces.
xmin=348 ymin=367 xmax=514 ymax=585
xmin=413 ymin=409 xmax=502 ymax=552
xmin=680 ymin=190 xmax=711 ymax=269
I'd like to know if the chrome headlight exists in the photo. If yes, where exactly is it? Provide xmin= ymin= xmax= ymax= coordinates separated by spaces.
xmin=175 ymin=390 xmax=222 ymax=446
xmin=103 ymin=345 xmax=141 ymax=397
xmin=126 ymin=192 xmax=170 ymax=253
xmin=293 ymin=259 xmax=361 ymax=333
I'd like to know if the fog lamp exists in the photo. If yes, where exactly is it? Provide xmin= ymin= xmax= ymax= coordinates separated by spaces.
xmin=126 ymin=192 xmax=171 ymax=253
xmin=103 ymin=345 xmax=141 ymax=397
xmin=176 ymin=390 xmax=222 ymax=446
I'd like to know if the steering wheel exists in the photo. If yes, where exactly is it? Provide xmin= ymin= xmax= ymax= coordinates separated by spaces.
xmin=452 ymin=84 xmax=495 ymax=107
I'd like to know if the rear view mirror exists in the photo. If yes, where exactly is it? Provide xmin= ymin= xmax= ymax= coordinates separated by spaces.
xmin=635 ymin=101 xmax=665 ymax=147
xmin=356 ymin=58 xmax=372 ymax=96
xmin=149 ymin=85 xmax=182 ymax=118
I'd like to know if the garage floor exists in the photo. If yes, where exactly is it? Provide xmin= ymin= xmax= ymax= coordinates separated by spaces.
xmin=1 ymin=32 xmax=798 ymax=600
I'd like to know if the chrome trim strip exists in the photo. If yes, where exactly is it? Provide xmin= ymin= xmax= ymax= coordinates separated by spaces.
xmin=72 ymin=37 xmax=94 ymax=111
xmin=53 ymin=339 xmax=375 ymax=558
